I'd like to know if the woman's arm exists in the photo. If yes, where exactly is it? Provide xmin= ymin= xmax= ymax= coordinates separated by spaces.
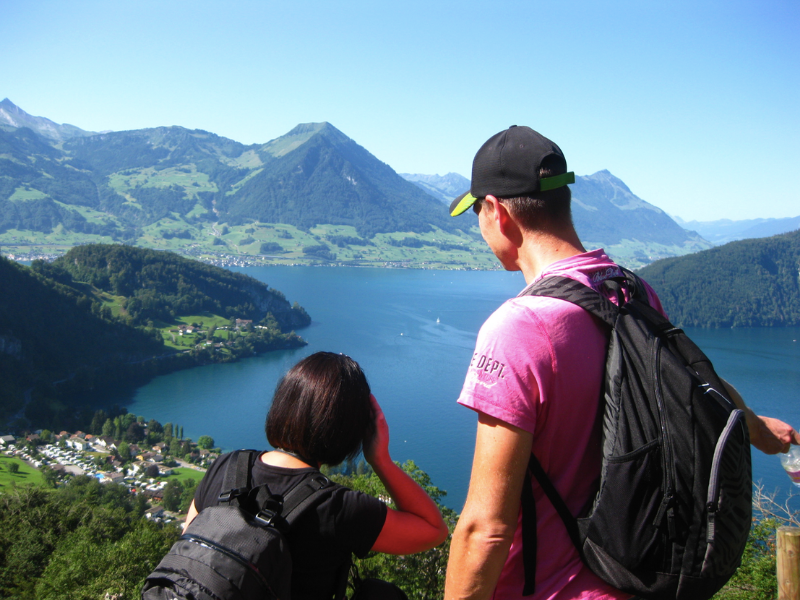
xmin=183 ymin=499 xmax=200 ymax=530
xmin=366 ymin=395 xmax=449 ymax=554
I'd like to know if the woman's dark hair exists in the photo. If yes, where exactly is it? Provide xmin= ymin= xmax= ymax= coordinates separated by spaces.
xmin=266 ymin=352 xmax=374 ymax=467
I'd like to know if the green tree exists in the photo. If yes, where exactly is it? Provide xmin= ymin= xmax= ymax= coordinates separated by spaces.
xmin=102 ymin=418 xmax=114 ymax=438
xmin=169 ymin=438 xmax=182 ymax=457
xmin=8 ymin=462 xmax=20 ymax=474
xmin=163 ymin=422 xmax=173 ymax=440
xmin=125 ymin=421 xmax=145 ymax=443
xmin=197 ymin=435 xmax=214 ymax=450
xmin=330 ymin=461 xmax=457 ymax=600
xmin=90 ymin=410 xmax=107 ymax=435
xmin=117 ymin=441 xmax=131 ymax=462
xmin=162 ymin=480 xmax=182 ymax=512
xmin=41 ymin=465 xmax=59 ymax=488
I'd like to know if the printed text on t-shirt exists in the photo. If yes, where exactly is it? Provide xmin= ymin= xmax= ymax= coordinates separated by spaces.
xmin=471 ymin=353 xmax=506 ymax=378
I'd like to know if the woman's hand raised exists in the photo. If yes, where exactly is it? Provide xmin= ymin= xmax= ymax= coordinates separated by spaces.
xmin=364 ymin=394 xmax=391 ymax=467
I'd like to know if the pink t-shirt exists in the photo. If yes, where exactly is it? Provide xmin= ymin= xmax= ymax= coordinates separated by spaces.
xmin=457 ymin=249 xmax=664 ymax=600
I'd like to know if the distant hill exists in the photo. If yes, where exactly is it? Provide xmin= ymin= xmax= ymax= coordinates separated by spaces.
xmin=570 ymin=170 xmax=710 ymax=264
xmin=400 ymin=169 xmax=711 ymax=265
xmin=43 ymin=244 xmax=311 ymax=331
xmin=637 ymin=229 xmax=800 ymax=327
xmin=0 ymin=98 xmax=98 ymax=141
xmin=675 ymin=215 xmax=800 ymax=245
xmin=400 ymin=172 xmax=470 ymax=204
xmin=0 ymin=244 xmax=310 ymax=428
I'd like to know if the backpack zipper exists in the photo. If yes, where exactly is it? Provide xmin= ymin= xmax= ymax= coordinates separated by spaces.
xmin=181 ymin=533 xmax=275 ymax=595
xmin=706 ymin=409 xmax=745 ymax=543
xmin=652 ymin=338 xmax=677 ymax=540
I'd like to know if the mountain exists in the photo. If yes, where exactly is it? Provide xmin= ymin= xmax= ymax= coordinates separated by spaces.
xmin=0 ymin=102 xmax=710 ymax=268
xmin=0 ymin=98 xmax=97 ymax=141
xmin=400 ymin=172 xmax=470 ymax=204
xmin=674 ymin=215 xmax=800 ymax=245
xmin=636 ymin=229 xmax=800 ymax=327
xmin=568 ymin=170 xmax=711 ymax=264
xmin=0 ymin=115 xmax=457 ymax=240
xmin=399 ymin=169 xmax=712 ymax=265
xmin=218 ymin=123 xmax=455 ymax=237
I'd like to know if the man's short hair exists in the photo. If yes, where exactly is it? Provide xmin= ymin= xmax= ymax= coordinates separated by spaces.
xmin=498 ymin=162 xmax=573 ymax=232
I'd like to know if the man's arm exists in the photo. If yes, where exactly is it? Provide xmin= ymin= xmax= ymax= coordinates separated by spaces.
xmin=445 ymin=412 xmax=533 ymax=600
xmin=722 ymin=379 xmax=800 ymax=454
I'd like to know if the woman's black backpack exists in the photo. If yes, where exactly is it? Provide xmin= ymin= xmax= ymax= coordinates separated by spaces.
xmin=142 ymin=450 xmax=334 ymax=600
xmin=520 ymin=271 xmax=752 ymax=600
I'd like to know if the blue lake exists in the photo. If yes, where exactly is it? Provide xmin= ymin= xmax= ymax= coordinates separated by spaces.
xmin=116 ymin=266 xmax=800 ymax=510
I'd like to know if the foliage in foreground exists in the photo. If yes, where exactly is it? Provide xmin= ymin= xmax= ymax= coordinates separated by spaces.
xmin=330 ymin=460 xmax=459 ymax=600
xmin=0 ymin=477 xmax=179 ymax=600
xmin=712 ymin=484 xmax=799 ymax=600
xmin=0 ymin=462 xmax=454 ymax=600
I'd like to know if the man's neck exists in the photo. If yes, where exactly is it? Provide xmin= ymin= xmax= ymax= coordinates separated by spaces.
xmin=516 ymin=228 xmax=586 ymax=285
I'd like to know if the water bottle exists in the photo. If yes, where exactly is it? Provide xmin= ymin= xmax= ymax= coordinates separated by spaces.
xmin=780 ymin=445 xmax=800 ymax=488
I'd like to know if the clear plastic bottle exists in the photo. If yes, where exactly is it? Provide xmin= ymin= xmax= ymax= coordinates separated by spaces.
xmin=780 ymin=445 xmax=800 ymax=488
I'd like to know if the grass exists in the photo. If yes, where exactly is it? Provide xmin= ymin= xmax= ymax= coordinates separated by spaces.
xmin=0 ymin=457 xmax=46 ymax=488
xmin=1 ymin=219 xmax=501 ymax=270
xmin=165 ymin=467 xmax=206 ymax=484
xmin=159 ymin=313 xmax=236 ymax=349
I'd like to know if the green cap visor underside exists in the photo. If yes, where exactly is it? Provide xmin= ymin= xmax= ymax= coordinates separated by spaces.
xmin=449 ymin=192 xmax=478 ymax=217
xmin=539 ymin=171 xmax=575 ymax=192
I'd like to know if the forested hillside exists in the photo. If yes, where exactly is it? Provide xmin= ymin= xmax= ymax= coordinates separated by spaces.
xmin=0 ymin=245 xmax=310 ymax=429
xmin=41 ymin=244 xmax=310 ymax=330
xmin=0 ymin=254 xmax=165 ymax=421
xmin=637 ymin=229 xmax=800 ymax=327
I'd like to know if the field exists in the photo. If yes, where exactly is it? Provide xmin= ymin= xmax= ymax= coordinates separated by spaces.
xmin=0 ymin=220 xmax=501 ymax=270
xmin=165 ymin=467 xmax=206 ymax=484
xmin=0 ymin=457 xmax=45 ymax=488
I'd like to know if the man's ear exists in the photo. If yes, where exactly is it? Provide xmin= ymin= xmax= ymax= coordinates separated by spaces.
xmin=487 ymin=196 xmax=515 ymax=236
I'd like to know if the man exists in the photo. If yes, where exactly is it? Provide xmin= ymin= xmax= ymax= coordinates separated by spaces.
xmin=444 ymin=125 xmax=800 ymax=600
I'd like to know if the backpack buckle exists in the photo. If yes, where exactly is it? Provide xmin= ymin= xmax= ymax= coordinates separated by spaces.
xmin=218 ymin=487 xmax=248 ymax=503
xmin=254 ymin=508 xmax=280 ymax=527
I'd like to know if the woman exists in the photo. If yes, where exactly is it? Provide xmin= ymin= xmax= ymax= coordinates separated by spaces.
xmin=184 ymin=352 xmax=449 ymax=599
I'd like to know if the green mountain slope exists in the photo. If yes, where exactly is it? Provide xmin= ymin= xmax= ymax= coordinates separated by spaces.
xmin=637 ymin=229 xmax=800 ymax=327
xmin=219 ymin=123 xmax=455 ymax=236
xmin=0 ymin=245 xmax=310 ymax=427
xmin=0 ymin=253 xmax=164 ymax=421
xmin=44 ymin=244 xmax=310 ymax=330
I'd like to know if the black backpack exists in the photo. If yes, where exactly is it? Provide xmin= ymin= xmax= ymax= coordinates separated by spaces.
xmin=520 ymin=270 xmax=752 ymax=600
xmin=142 ymin=450 xmax=336 ymax=600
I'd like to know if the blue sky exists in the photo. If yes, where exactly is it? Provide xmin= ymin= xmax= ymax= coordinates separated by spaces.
xmin=2 ymin=0 xmax=798 ymax=221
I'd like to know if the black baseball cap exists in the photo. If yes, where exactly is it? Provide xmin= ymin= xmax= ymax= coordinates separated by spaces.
xmin=449 ymin=125 xmax=575 ymax=216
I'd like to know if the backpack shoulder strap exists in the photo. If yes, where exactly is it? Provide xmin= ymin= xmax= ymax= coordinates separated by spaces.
xmin=252 ymin=471 xmax=335 ymax=529
xmin=522 ymin=275 xmax=619 ymax=328
xmin=280 ymin=473 xmax=335 ymax=525
xmin=218 ymin=449 xmax=260 ymax=504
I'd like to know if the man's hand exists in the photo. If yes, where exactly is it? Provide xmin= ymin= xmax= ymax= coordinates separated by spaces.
xmin=749 ymin=415 xmax=800 ymax=455
xmin=722 ymin=378 xmax=800 ymax=454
